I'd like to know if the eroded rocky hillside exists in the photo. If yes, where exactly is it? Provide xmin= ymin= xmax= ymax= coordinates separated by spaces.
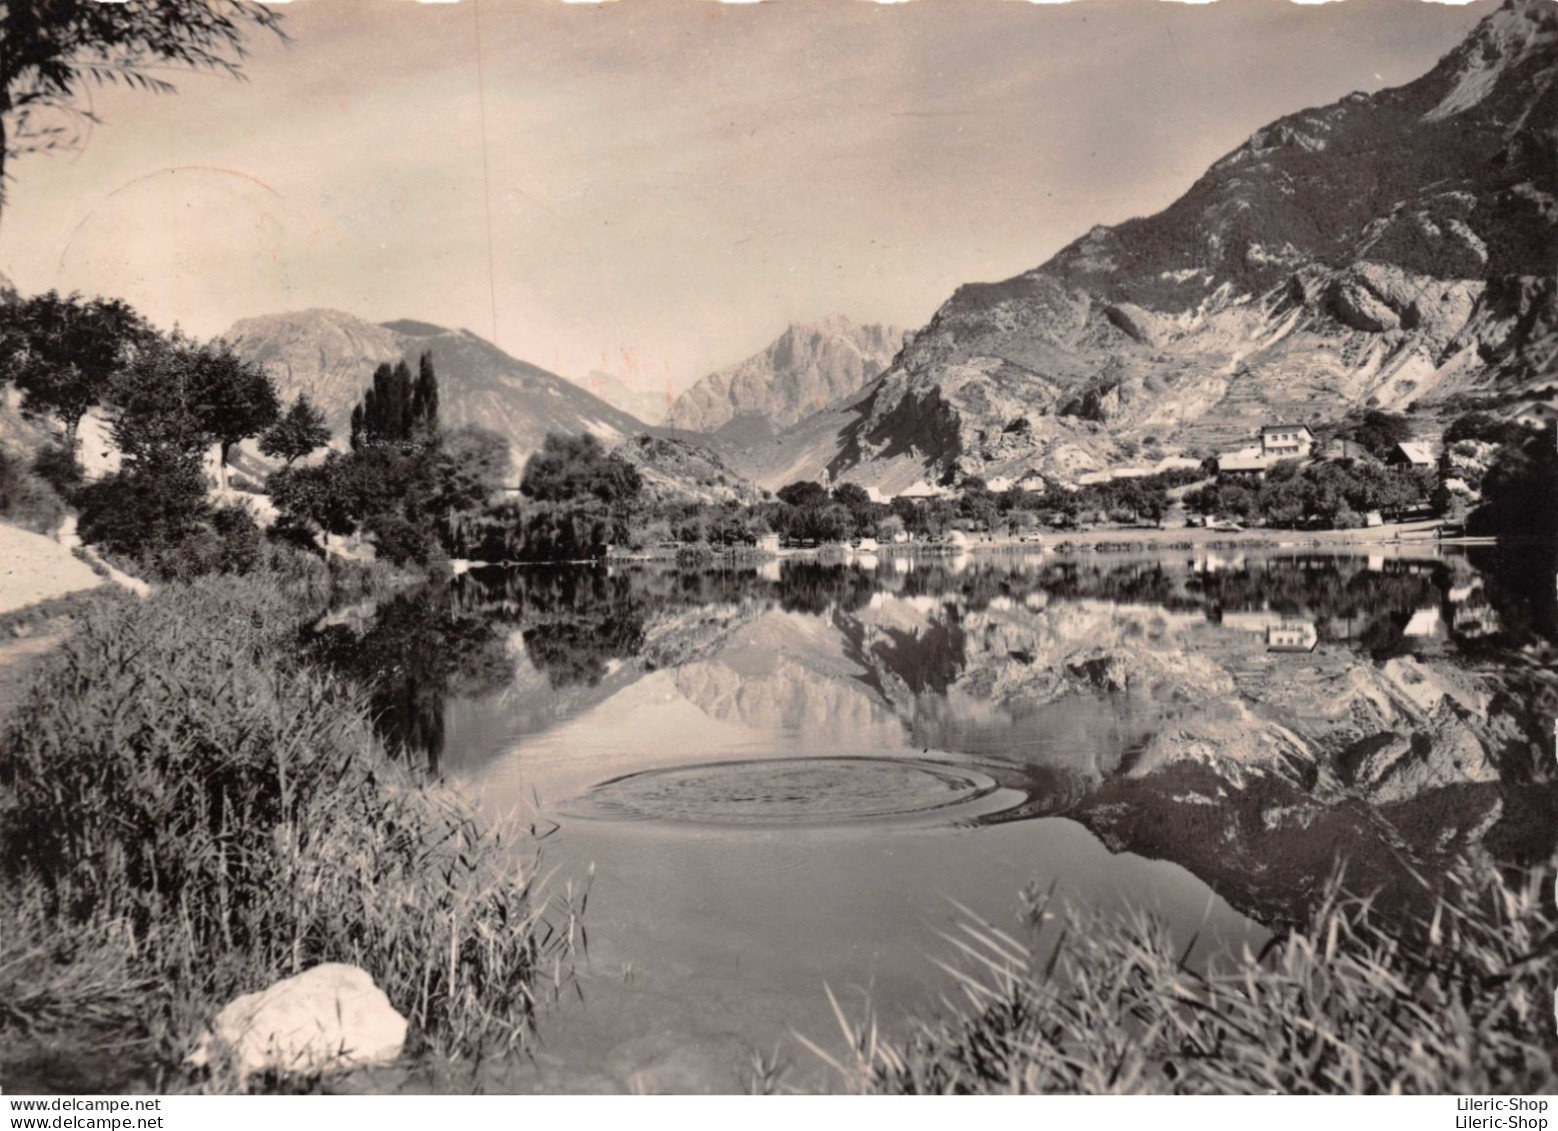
xmin=725 ymin=0 xmax=1556 ymax=492
xmin=666 ymin=316 xmax=904 ymax=439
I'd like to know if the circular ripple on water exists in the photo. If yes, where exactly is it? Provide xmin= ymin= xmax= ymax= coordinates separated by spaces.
xmin=562 ymin=756 xmax=1005 ymax=827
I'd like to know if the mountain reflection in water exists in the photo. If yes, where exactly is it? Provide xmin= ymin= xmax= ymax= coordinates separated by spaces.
xmin=304 ymin=545 xmax=1555 ymax=1090
xmin=308 ymin=545 xmax=1554 ymax=927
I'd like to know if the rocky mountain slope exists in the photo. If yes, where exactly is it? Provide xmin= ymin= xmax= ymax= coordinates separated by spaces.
xmin=612 ymin=434 xmax=765 ymax=508
xmin=222 ymin=310 xmax=649 ymax=465
xmin=725 ymin=0 xmax=1557 ymax=492
xmin=665 ymin=316 xmax=904 ymax=440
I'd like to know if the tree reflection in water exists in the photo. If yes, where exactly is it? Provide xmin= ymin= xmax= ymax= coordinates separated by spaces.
xmin=307 ymin=549 xmax=1554 ymax=774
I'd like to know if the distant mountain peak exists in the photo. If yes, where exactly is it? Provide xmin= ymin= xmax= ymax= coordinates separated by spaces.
xmin=1421 ymin=0 xmax=1558 ymax=122
xmin=569 ymin=369 xmax=673 ymax=426
xmin=665 ymin=316 xmax=905 ymax=436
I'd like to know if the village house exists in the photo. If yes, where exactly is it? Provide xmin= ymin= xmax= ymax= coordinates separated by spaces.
xmin=1220 ymin=610 xmax=1319 ymax=652
xmin=1260 ymin=424 xmax=1314 ymax=459
xmin=1515 ymin=401 xmax=1557 ymax=431
xmin=1266 ymin=621 xmax=1320 ymax=653
xmin=1386 ymin=441 xmax=1436 ymax=469
xmin=1215 ymin=422 xmax=1315 ymax=480
xmin=894 ymin=480 xmax=947 ymax=502
xmin=1215 ymin=448 xmax=1271 ymax=478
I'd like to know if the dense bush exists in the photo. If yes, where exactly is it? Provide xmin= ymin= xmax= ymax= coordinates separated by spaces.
xmin=270 ymin=446 xmax=445 ymax=566
xmin=0 ymin=579 xmax=574 ymax=1073
xmin=0 ymin=445 xmax=66 ymax=534
xmin=1443 ymin=412 xmax=1542 ymax=449
xmin=1470 ymin=432 xmax=1558 ymax=540
xmin=270 ymin=362 xmax=507 ymax=567
xmin=75 ymin=459 xmax=266 ymax=581
xmin=505 ymin=433 xmax=642 ymax=560
xmin=29 ymin=440 xmax=83 ymax=497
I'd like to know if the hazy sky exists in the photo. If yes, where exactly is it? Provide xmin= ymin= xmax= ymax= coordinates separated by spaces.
xmin=0 ymin=0 xmax=1494 ymax=390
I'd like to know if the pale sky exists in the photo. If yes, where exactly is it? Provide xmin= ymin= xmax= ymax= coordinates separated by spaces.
xmin=0 ymin=0 xmax=1494 ymax=391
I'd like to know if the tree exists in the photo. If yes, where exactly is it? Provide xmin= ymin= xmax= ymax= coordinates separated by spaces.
xmin=1443 ymin=412 xmax=1538 ymax=448
xmin=107 ymin=333 xmax=277 ymax=482
xmin=433 ymin=425 xmax=511 ymax=551
xmin=520 ymin=432 xmax=640 ymax=505
xmin=107 ymin=335 xmax=217 ymax=466
xmin=260 ymin=393 xmax=331 ymax=467
xmin=1472 ymin=434 xmax=1558 ymax=539
xmin=958 ymin=480 xmax=999 ymax=531
xmin=350 ymin=354 xmax=438 ymax=451
xmin=193 ymin=339 xmax=278 ymax=485
xmin=777 ymin=480 xmax=830 ymax=509
xmin=831 ymin=482 xmax=872 ymax=512
xmin=0 ymin=1 xmax=284 ymax=209
xmin=413 ymin=351 xmax=439 ymax=437
xmin=1335 ymin=410 xmax=1414 ymax=460
xmin=352 ymin=361 xmax=411 ymax=450
xmin=0 ymin=290 xmax=155 ymax=448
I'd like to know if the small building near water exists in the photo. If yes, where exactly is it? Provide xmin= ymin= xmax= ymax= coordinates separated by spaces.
xmin=755 ymin=532 xmax=781 ymax=554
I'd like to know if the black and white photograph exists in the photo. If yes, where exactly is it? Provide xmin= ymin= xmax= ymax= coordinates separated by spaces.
xmin=0 ymin=0 xmax=1554 ymax=1102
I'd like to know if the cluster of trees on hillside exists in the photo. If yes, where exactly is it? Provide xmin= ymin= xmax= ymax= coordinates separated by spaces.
xmin=0 ymin=292 xmax=338 ymax=577
xmin=621 ymin=466 xmax=1205 ymax=554
xmin=1186 ymin=459 xmax=1435 ymax=529
xmin=269 ymin=356 xmax=512 ymax=567
xmin=1466 ymin=427 xmax=1557 ymax=540
xmin=2 ymin=287 xmax=1548 ymax=577
xmin=1317 ymin=409 xmax=1415 ymax=460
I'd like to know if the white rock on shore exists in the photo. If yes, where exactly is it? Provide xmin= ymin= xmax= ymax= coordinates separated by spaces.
xmin=188 ymin=963 xmax=408 ymax=1083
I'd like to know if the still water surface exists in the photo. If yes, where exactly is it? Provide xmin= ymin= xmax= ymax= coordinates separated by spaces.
xmin=311 ymin=545 xmax=1554 ymax=1091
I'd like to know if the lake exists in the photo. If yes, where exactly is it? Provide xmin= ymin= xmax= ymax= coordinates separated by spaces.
xmin=308 ymin=544 xmax=1556 ymax=1092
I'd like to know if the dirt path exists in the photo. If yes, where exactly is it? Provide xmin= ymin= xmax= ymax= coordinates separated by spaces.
xmin=0 ymin=522 xmax=105 ymax=615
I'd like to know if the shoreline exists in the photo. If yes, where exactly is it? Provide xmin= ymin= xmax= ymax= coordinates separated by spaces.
xmin=495 ymin=519 xmax=1521 ymax=570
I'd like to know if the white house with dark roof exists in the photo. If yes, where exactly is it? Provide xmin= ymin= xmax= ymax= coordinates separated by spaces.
xmin=1215 ymin=423 xmax=1315 ymax=480
xmin=1259 ymin=424 xmax=1313 ymax=459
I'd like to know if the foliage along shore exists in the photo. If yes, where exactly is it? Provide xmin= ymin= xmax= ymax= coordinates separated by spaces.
xmin=0 ymin=291 xmax=1553 ymax=1095
xmin=0 ymin=563 xmax=578 ymax=1093
xmin=792 ymin=858 xmax=1557 ymax=1095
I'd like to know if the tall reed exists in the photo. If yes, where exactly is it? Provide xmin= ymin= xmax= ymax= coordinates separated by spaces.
xmin=802 ymin=863 xmax=1557 ymax=1094
xmin=0 ymin=576 xmax=576 ymax=1080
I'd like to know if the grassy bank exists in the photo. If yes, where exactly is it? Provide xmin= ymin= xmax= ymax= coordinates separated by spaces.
xmin=801 ymin=862 xmax=1557 ymax=1094
xmin=0 ymin=575 xmax=576 ymax=1091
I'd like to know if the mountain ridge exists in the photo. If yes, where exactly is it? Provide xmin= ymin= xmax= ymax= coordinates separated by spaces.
xmin=717 ymin=0 xmax=1556 ymax=492
xmin=221 ymin=309 xmax=650 ymax=467
xmin=665 ymin=316 xmax=905 ymax=439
